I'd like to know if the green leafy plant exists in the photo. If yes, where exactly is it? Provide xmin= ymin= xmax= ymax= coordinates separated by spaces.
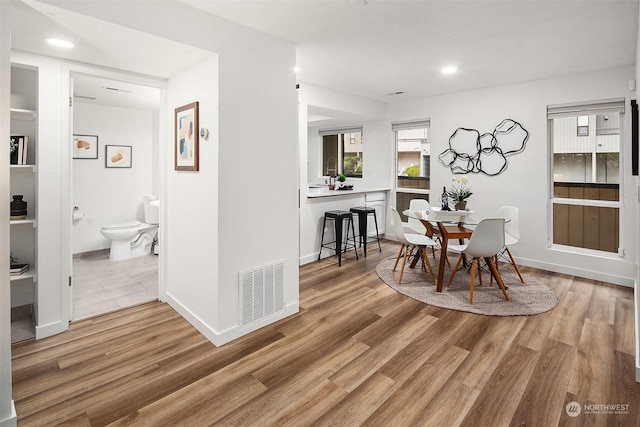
xmin=337 ymin=173 xmax=346 ymax=182
xmin=447 ymin=175 xmax=473 ymax=202
xmin=405 ymin=165 xmax=420 ymax=177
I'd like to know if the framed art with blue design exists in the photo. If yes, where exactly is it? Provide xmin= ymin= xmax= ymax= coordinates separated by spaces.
xmin=175 ymin=101 xmax=199 ymax=171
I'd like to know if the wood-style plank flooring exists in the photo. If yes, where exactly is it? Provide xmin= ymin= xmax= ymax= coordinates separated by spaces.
xmin=11 ymin=240 xmax=639 ymax=426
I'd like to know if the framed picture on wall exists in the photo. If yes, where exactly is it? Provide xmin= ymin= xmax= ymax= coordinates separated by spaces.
xmin=105 ymin=145 xmax=132 ymax=168
xmin=174 ymin=101 xmax=199 ymax=171
xmin=73 ymin=134 xmax=98 ymax=159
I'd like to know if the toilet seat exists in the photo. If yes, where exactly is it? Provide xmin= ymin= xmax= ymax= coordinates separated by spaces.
xmin=102 ymin=221 xmax=143 ymax=230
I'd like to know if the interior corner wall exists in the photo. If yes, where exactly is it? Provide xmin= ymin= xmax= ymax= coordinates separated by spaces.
xmin=387 ymin=65 xmax=637 ymax=287
xmin=72 ymin=103 xmax=154 ymax=254
xmin=165 ymin=56 xmax=220 ymax=339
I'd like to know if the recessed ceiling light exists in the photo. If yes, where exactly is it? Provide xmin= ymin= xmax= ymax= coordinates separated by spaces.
xmin=441 ymin=66 xmax=458 ymax=75
xmin=44 ymin=38 xmax=74 ymax=48
xmin=294 ymin=66 xmax=301 ymax=73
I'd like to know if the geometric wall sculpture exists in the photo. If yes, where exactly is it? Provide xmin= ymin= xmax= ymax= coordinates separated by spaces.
xmin=438 ymin=119 xmax=529 ymax=176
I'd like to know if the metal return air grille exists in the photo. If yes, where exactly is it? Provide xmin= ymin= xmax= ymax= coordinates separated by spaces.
xmin=239 ymin=261 xmax=284 ymax=326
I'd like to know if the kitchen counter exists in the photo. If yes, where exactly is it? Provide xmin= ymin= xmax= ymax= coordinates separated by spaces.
xmin=307 ymin=186 xmax=391 ymax=198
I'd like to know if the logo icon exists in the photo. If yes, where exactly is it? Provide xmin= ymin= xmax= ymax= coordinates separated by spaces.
xmin=566 ymin=401 xmax=581 ymax=417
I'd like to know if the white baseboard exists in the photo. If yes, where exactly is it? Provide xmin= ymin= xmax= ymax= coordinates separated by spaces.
xmin=0 ymin=400 xmax=17 ymax=427
xmin=635 ymin=281 xmax=640 ymax=383
xmin=164 ymin=292 xmax=299 ymax=347
xmin=35 ymin=320 xmax=68 ymax=340
xmin=517 ymin=257 xmax=633 ymax=288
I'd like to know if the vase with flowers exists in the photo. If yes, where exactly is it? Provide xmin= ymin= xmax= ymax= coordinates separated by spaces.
xmin=447 ymin=175 xmax=473 ymax=210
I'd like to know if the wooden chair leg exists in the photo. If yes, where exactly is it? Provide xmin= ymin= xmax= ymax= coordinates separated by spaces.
xmin=469 ymin=259 xmax=476 ymax=304
xmin=421 ymin=246 xmax=437 ymax=286
xmin=398 ymin=246 xmax=410 ymax=284
xmin=486 ymin=256 xmax=509 ymax=301
xmin=506 ymin=247 xmax=525 ymax=283
xmin=447 ymin=255 xmax=463 ymax=287
xmin=392 ymin=244 xmax=404 ymax=271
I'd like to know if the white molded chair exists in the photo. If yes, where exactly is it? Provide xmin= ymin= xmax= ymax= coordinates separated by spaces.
xmin=390 ymin=206 xmax=438 ymax=285
xmin=446 ymin=218 xmax=510 ymax=304
xmin=497 ymin=205 xmax=525 ymax=283
xmin=407 ymin=198 xmax=445 ymax=263
xmin=408 ymin=198 xmax=431 ymax=235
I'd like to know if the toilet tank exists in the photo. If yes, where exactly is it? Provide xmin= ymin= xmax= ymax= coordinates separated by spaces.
xmin=144 ymin=195 xmax=159 ymax=224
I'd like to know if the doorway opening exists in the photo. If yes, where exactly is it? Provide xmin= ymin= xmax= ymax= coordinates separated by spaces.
xmin=70 ymin=72 xmax=162 ymax=321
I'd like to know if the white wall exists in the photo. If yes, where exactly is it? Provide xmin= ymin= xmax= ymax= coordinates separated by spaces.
xmin=20 ymin=0 xmax=300 ymax=347
xmin=386 ymin=65 xmax=636 ymax=287
xmin=72 ymin=103 xmax=154 ymax=254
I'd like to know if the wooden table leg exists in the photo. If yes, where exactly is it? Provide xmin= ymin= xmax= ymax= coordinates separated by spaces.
xmin=436 ymin=232 xmax=448 ymax=292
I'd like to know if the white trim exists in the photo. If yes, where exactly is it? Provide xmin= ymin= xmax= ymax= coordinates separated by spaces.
xmin=318 ymin=126 xmax=363 ymax=136
xmin=165 ymin=291 xmax=298 ymax=347
xmin=35 ymin=320 xmax=67 ymax=340
xmin=517 ymin=256 xmax=633 ymax=287
xmin=0 ymin=401 xmax=16 ymax=427
xmin=547 ymin=97 xmax=626 ymax=118
xmin=391 ymin=118 xmax=431 ymax=130
xmin=635 ymin=280 xmax=640 ymax=382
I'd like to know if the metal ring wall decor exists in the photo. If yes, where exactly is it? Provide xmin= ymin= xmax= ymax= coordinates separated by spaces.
xmin=438 ymin=119 xmax=529 ymax=176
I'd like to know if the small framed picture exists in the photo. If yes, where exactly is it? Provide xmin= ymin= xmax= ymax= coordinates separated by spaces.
xmin=105 ymin=145 xmax=132 ymax=168
xmin=73 ymin=134 xmax=98 ymax=159
xmin=175 ymin=101 xmax=199 ymax=171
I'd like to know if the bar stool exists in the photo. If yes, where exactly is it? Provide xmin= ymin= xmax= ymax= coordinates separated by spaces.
xmin=318 ymin=210 xmax=359 ymax=266
xmin=350 ymin=206 xmax=382 ymax=257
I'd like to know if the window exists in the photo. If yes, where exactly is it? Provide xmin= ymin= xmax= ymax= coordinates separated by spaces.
xmin=320 ymin=127 xmax=363 ymax=177
xmin=548 ymin=98 xmax=624 ymax=254
xmin=577 ymin=115 xmax=589 ymax=136
xmin=393 ymin=119 xmax=430 ymax=220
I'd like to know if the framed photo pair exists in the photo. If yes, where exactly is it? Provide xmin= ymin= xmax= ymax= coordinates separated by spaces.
xmin=175 ymin=102 xmax=199 ymax=171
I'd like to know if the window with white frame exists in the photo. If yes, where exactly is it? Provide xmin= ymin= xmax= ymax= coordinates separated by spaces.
xmin=320 ymin=126 xmax=363 ymax=178
xmin=548 ymin=98 xmax=624 ymax=254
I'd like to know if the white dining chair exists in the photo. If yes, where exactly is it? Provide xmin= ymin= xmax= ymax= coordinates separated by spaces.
xmin=407 ymin=198 xmax=445 ymax=263
xmin=446 ymin=218 xmax=509 ymax=303
xmin=497 ymin=205 xmax=525 ymax=283
xmin=390 ymin=206 xmax=438 ymax=285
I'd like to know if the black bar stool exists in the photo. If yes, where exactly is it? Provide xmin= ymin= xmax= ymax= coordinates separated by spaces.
xmin=350 ymin=206 xmax=382 ymax=257
xmin=318 ymin=210 xmax=359 ymax=266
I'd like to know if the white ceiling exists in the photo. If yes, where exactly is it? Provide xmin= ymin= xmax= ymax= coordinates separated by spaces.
xmin=8 ymin=0 xmax=640 ymax=111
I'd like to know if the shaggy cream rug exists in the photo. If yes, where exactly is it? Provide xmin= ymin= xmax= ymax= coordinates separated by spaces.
xmin=376 ymin=257 xmax=558 ymax=316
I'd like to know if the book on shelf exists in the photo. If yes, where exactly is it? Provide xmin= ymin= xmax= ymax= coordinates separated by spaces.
xmin=9 ymin=135 xmax=28 ymax=165
xmin=10 ymin=263 xmax=29 ymax=276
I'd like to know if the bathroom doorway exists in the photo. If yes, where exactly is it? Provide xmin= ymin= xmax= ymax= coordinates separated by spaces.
xmin=69 ymin=71 xmax=162 ymax=321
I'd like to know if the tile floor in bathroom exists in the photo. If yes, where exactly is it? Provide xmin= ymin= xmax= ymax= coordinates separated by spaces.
xmin=72 ymin=249 xmax=159 ymax=321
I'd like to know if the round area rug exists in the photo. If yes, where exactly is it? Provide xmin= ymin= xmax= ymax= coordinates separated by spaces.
xmin=376 ymin=257 xmax=558 ymax=316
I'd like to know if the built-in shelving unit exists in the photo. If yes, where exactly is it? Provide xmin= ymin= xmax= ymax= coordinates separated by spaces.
xmin=9 ymin=64 xmax=38 ymax=343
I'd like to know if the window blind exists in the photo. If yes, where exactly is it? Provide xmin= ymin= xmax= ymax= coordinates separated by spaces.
xmin=391 ymin=118 xmax=431 ymax=131
xmin=318 ymin=126 xmax=363 ymax=136
xmin=547 ymin=98 xmax=625 ymax=119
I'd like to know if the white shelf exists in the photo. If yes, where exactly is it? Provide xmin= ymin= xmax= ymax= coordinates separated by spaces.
xmin=10 ymin=269 xmax=37 ymax=283
xmin=10 ymin=108 xmax=37 ymax=121
xmin=10 ymin=218 xmax=36 ymax=227
xmin=10 ymin=164 xmax=37 ymax=172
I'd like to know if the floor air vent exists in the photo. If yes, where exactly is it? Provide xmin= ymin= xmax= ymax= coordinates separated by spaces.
xmin=239 ymin=261 xmax=284 ymax=326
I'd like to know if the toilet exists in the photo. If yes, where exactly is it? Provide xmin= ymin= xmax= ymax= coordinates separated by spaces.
xmin=100 ymin=195 xmax=159 ymax=261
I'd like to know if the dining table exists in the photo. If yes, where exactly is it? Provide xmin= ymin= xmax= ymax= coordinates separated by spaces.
xmin=403 ymin=207 xmax=475 ymax=292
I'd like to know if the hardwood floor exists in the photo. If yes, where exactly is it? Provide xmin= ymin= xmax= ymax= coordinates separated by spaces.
xmin=11 ymin=240 xmax=638 ymax=426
